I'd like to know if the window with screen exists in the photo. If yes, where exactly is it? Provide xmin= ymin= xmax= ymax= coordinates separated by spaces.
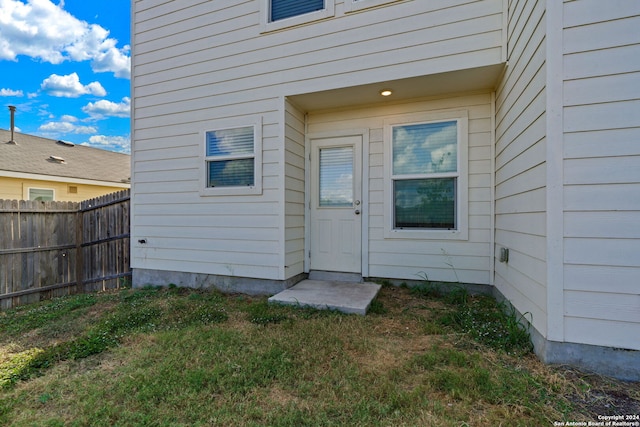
xmin=201 ymin=117 xmax=262 ymax=196
xmin=384 ymin=111 xmax=468 ymax=240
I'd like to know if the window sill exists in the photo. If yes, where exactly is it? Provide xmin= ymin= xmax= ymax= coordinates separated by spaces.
xmin=384 ymin=228 xmax=468 ymax=241
xmin=260 ymin=5 xmax=335 ymax=33
xmin=199 ymin=186 xmax=262 ymax=197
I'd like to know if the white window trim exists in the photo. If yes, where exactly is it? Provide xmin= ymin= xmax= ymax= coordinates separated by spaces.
xmin=27 ymin=187 xmax=55 ymax=201
xmin=383 ymin=110 xmax=468 ymax=240
xmin=345 ymin=0 xmax=403 ymax=13
xmin=260 ymin=0 xmax=335 ymax=32
xmin=199 ymin=116 xmax=263 ymax=197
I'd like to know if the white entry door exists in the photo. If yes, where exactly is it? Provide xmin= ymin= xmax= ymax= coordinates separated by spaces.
xmin=309 ymin=135 xmax=362 ymax=273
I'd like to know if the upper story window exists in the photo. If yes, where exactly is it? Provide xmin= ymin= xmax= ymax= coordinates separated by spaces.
xmin=200 ymin=116 xmax=262 ymax=196
xmin=261 ymin=0 xmax=335 ymax=32
xmin=271 ymin=0 xmax=324 ymax=21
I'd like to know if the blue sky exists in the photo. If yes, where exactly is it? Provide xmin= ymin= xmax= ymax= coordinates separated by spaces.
xmin=0 ymin=0 xmax=131 ymax=153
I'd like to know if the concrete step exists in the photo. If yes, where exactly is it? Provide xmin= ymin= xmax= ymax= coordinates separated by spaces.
xmin=268 ymin=279 xmax=381 ymax=315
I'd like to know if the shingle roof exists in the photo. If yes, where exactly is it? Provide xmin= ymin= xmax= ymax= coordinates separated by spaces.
xmin=0 ymin=129 xmax=130 ymax=184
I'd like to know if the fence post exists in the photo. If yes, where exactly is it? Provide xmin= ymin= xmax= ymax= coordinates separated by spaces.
xmin=75 ymin=210 xmax=84 ymax=294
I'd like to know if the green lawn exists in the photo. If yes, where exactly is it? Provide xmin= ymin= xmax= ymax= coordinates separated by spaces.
xmin=0 ymin=284 xmax=637 ymax=426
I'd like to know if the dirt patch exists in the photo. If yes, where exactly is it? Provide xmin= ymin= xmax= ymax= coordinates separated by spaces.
xmin=560 ymin=369 xmax=640 ymax=418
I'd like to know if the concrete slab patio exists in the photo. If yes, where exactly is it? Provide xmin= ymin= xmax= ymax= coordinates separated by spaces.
xmin=268 ymin=280 xmax=382 ymax=315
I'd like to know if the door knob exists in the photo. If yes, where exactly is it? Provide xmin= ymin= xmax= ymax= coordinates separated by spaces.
xmin=355 ymin=210 xmax=360 ymax=215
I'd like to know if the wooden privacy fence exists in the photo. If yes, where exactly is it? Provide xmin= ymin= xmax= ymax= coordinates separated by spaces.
xmin=0 ymin=190 xmax=130 ymax=310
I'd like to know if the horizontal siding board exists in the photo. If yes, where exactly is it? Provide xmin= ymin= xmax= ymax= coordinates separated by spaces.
xmin=564 ymin=183 xmax=640 ymax=211
xmin=134 ymin=0 xmax=213 ymax=23
xmin=495 ymin=187 xmax=546 ymax=215
xmin=141 ymin=237 xmax=278 ymax=254
xmin=133 ymin=225 xmax=277 ymax=241
xmin=495 ymin=161 xmax=546 ymax=199
xmin=564 ymin=238 xmax=640 ymax=267
xmin=368 ymin=240 xmax=490 ymax=258
xmin=563 ymin=100 xmax=640 ymax=133
xmin=136 ymin=2 xmax=255 ymax=44
xmin=564 ymin=128 xmax=640 ymax=159
xmin=563 ymin=0 xmax=640 ymax=28
xmin=564 ymin=265 xmax=640 ymax=294
xmin=131 ymin=257 xmax=279 ymax=280
xmin=368 ymin=264 xmax=489 ymax=284
xmin=564 ymin=156 xmax=640 ymax=185
xmin=495 ymin=212 xmax=545 ymax=236
xmin=564 ymin=317 xmax=640 ymax=351
xmin=134 ymin=181 xmax=199 ymax=194
xmin=368 ymin=253 xmax=489 ymax=272
xmin=563 ymin=15 xmax=640 ymax=55
xmin=134 ymin=202 xmax=280 ymax=216
xmin=134 ymin=247 xmax=279 ymax=267
xmin=494 ymin=229 xmax=546 ymax=261
xmin=563 ymin=45 xmax=640 ymax=80
xmin=564 ymin=211 xmax=640 ymax=238
xmin=135 ymin=214 xmax=280 ymax=229
xmin=135 ymin=97 xmax=277 ymax=128
xmin=135 ymin=169 xmax=198 ymax=183
xmin=563 ymin=72 xmax=640 ymax=107
xmin=565 ymin=290 xmax=640 ymax=323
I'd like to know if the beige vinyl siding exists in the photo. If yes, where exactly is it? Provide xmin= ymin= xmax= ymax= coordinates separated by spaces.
xmin=307 ymin=93 xmax=493 ymax=284
xmin=0 ymin=177 xmax=127 ymax=202
xmin=561 ymin=0 xmax=640 ymax=350
xmin=132 ymin=0 xmax=505 ymax=118
xmin=131 ymin=0 xmax=505 ymax=280
xmin=132 ymin=108 xmax=283 ymax=280
xmin=284 ymin=100 xmax=306 ymax=279
xmin=494 ymin=0 xmax=547 ymax=336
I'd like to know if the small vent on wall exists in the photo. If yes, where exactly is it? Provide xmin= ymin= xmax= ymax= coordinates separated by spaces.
xmin=68 ymin=185 xmax=78 ymax=194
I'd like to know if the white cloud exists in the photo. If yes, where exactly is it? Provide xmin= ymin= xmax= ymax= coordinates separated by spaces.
xmin=83 ymin=134 xmax=130 ymax=153
xmin=82 ymin=96 xmax=130 ymax=118
xmin=0 ymin=0 xmax=130 ymax=78
xmin=60 ymin=114 xmax=78 ymax=122
xmin=40 ymin=72 xmax=106 ymax=98
xmin=38 ymin=118 xmax=97 ymax=134
xmin=0 ymin=88 xmax=23 ymax=96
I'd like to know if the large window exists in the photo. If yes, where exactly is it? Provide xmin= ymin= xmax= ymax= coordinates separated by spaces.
xmin=384 ymin=112 xmax=468 ymax=239
xmin=261 ymin=0 xmax=334 ymax=31
xmin=200 ymin=117 xmax=262 ymax=196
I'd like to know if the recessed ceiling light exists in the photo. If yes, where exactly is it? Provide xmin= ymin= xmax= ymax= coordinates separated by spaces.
xmin=380 ymin=89 xmax=393 ymax=97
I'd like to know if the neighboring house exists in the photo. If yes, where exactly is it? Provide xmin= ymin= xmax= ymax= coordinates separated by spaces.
xmin=0 ymin=129 xmax=130 ymax=202
xmin=130 ymin=0 xmax=640 ymax=379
